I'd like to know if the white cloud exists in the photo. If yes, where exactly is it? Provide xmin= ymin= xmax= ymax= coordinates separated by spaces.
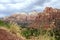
xmin=0 ymin=0 xmax=39 ymax=17
xmin=0 ymin=0 xmax=39 ymax=12
xmin=6 ymin=0 xmax=39 ymax=10
xmin=32 ymin=6 xmax=43 ymax=11
xmin=0 ymin=4 xmax=6 ymax=10
xmin=43 ymin=0 xmax=59 ymax=8
xmin=33 ymin=6 xmax=43 ymax=10
xmin=24 ymin=0 xmax=38 ymax=3
xmin=14 ymin=0 xmax=24 ymax=3
xmin=51 ymin=0 xmax=60 ymax=8
xmin=7 ymin=3 xmax=28 ymax=9
xmin=0 ymin=0 xmax=11 ymax=3
xmin=0 ymin=0 xmax=60 ymax=17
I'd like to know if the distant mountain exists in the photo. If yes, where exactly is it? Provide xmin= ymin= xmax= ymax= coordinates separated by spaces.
xmin=2 ymin=12 xmax=38 ymax=27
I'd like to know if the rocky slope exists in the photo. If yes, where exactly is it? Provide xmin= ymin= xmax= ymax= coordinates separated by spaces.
xmin=29 ymin=7 xmax=60 ymax=29
xmin=0 ymin=28 xmax=23 ymax=40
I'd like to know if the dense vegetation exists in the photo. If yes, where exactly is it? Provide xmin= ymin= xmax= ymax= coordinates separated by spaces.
xmin=0 ymin=19 xmax=60 ymax=40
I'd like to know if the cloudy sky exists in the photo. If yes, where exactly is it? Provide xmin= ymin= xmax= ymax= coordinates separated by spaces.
xmin=0 ymin=0 xmax=60 ymax=17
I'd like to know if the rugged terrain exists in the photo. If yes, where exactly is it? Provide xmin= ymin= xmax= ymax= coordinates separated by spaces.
xmin=0 ymin=7 xmax=60 ymax=40
xmin=0 ymin=28 xmax=23 ymax=40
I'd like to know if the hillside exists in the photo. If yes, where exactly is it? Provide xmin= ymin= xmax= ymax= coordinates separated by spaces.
xmin=0 ymin=7 xmax=60 ymax=40
xmin=0 ymin=28 xmax=23 ymax=40
xmin=29 ymin=7 xmax=60 ymax=29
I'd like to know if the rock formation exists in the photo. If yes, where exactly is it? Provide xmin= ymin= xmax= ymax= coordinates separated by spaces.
xmin=0 ymin=29 xmax=23 ymax=40
xmin=29 ymin=7 xmax=60 ymax=29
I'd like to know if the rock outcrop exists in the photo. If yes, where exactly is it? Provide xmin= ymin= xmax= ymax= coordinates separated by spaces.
xmin=29 ymin=7 xmax=60 ymax=29
xmin=0 ymin=29 xmax=23 ymax=40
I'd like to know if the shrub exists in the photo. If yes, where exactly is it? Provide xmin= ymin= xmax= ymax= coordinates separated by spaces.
xmin=21 ymin=28 xmax=31 ymax=39
xmin=0 ymin=20 xmax=10 ymax=28
xmin=7 ymin=21 xmax=23 ymax=38
xmin=9 ymin=21 xmax=21 ymax=34
xmin=21 ymin=28 xmax=40 ymax=39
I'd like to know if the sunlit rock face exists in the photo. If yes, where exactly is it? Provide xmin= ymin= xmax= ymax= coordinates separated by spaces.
xmin=28 ymin=7 xmax=60 ymax=29
xmin=44 ymin=7 xmax=60 ymax=19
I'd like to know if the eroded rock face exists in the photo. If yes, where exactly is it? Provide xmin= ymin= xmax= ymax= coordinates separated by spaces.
xmin=0 ymin=29 xmax=23 ymax=40
xmin=29 ymin=7 xmax=60 ymax=29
